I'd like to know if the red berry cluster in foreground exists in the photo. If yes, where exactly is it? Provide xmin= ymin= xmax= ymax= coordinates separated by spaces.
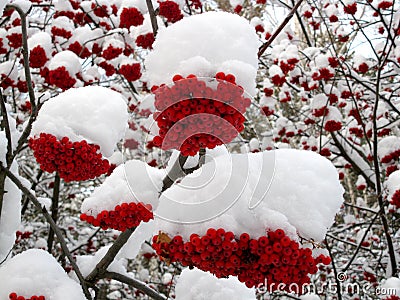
xmin=29 ymin=133 xmax=110 ymax=182
xmin=9 ymin=293 xmax=45 ymax=300
xmin=152 ymin=73 xmax=250 ymax=156
xmin=80 ymin=202 xmax=153 ymax=231
xmin=152 ymin=228 xmax=331 ymax=290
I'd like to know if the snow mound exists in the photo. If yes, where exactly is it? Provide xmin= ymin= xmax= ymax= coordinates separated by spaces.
xmin=0 ymin=249 xmax=85 ymax=300
xmin=31 ymin=86 xmax=129 ymax=157
xmin=155 ymin=149 xmax=344 ymax=242
xmin=81 ymin=159 xmax=164 ymax=216
xmin=175 ymin=268 xmax=255 ymax=300
xmin=145 ymin=11 xmax=259 ymax=95
xmin=379 ymin=277 xmax=400 ymax=298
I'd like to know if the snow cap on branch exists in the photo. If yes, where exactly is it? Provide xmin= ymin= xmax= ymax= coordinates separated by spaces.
xmin=31 ymin=86 xmax=129 ymax=157
xmin=0 ymin=249 xmax=86 ymax=299
xmin=145 ymin=11 xmax=260 ymax=95
xmin=155 ymin=149 xmax=344 ymax=242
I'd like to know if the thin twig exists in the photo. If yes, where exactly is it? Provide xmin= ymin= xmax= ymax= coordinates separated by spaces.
xmin=6 ymin=4 xmax=36 ymax=109
xmin=0 ymin=92 xmax=13 ymax=166
xmin=325 ymin=237 xmax=343 ymax=300
xmin=47 ymin=172 xmax=60 ymax=253
xmin=258 ymin=0 xmax=306 ymax=57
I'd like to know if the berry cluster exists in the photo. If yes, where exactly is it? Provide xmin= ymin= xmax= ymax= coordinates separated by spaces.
xmin=152 ymin=228 xmax=331 ymax=290
xmin=102 ymin=44 xmax=123 ymax=60
xmin=29 ymin=46 xmax=48 ymax=68
xmin=324 ymin=120 xmax=342 ymax=132
xmin=390 ymin=190 xmax=400 ymax=209
xmin=152 ymin=73 xmax=250 ymax=156
xmin=119 ymin=7 xmax=144 ymax=28
xmin=158 ymin=1 xmax=183 ymax=23
xmin=136 ymin=33 xmax=155 ymax=49
xmin=80 ymin=202 xmax=153 ymax=231
xmin=380 ymin=148 xmax=400 ymax=164
xmin=29 ymin=133 xmax=110 ymax=182
xmin=48 ymin=66 xmax=76 ymax=90
xmin=119 ymin=63 xmax=141 ymax=82
xmin=9 ymin=293 xmax=45 ymax=300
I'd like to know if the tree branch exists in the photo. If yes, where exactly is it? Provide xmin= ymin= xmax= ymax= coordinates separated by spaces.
xmin=101 ymin=272 xmax=166 ymax=300
xmin=85 ymin=228 xmax=135 ymax=282
xmin=258 ymin=0 xmax=306 ymax=57
xmin=6 ymin=4 xmax=36 ymax=109
xmin=0 ymin=163 xmax=92 ymax=300
xmin=47 ymin=172 xmax=60 ymax=253
xmin=161 ymin=153 xmax=188 ymax=192
xmin=146 ymin=0 xmax=158 ymax=36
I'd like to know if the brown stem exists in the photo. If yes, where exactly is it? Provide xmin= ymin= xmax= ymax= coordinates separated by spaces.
xmin=6 ymin=4 xmax=36 ymax=109
xmin=47 ymin=173 xmax=60 ymax=253
xmin=85 ymin=228 xmax=135 ymax=282
xmin=258 ymin=0 xmax=306 ymax=58
xmin=372 ymin=63 xmax=398 ymax=277
xmin=0 ymin=92 xmax=13 ymax=167
xmin=161 ymin=154 xmax=188 ymax=192
xmin=146 ymin=0 xmax=158 ymax=36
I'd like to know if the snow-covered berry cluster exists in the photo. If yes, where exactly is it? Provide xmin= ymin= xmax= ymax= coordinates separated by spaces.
xmin=158 ymin=1 xmax=183 ymax=23
xmin=152 ymin=228 xmax=331 ymax=290
xmin=29 ymin=133 xmax=110 ymax=182
xmin=80 ymin=202 xmax=153 ymax=231
xmin=136 ymin=32 xmax=155 ymax=49
xmin=152 ymin=73 xmax=250 ymax=156
xmin=9 ymin=293 xmax=45 ymax=300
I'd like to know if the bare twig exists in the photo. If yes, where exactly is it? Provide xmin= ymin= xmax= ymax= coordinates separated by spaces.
xmin=47 ymin=173 xmax=60 ymax=253
xmin=372 ymin=61 xmax=398 ymax=277
xmin=6 ymin=4 xmax=36 ymax=109
xmin=0 ymin=92 xmax=13 ymax=166
xmin=325 ymin=237 xmax=343 ymax=300
xmin=258 ymin=0 xmax=306 ymax=57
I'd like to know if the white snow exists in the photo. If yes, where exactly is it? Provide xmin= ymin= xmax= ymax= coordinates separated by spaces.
xmin=378 ymin=136 xmax=400 ymax=161
xmin=0 ymin=249 xmax=86 ymax=300
xmin=0 ymin=0 xmax=10 ymax=13
xmin=28 ymin=32 xmax=52 ymax=55
xmin=0 ymin=61 xmax=18 ymax=83
xmin=73 ymin=246 xmax=128 ymax=278
xmin=145 ymin=11 xmax=260 ymax=95
xmin=155 ymin=149 xmax=344 ymax=242
xmin=385 ymin=170 xmax=400 ymax=197
xmin=300 ymin=294 xmax=321 ymax=300
xmin=31 ymin=86 xmax=129 ymax=157
xmin=379 ymin=277 xmax=400 ymax=298
xmin=119 ymin=220 xmax=156 ymax=259
xmin=175 ymin=268 xmax=255 ymax=300
xmin=81 ymin=159 xmax=164 ymax=217
xmin=48 ymin=50 xmax=82 ymax=75
xmin=0 ymin=105 xmax=22 ymax=262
